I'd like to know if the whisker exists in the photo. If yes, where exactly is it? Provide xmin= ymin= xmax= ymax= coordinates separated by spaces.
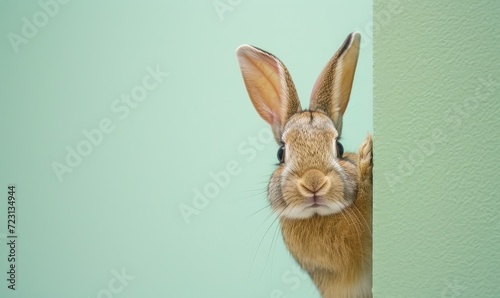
xmin=228 ymin=204 xmax=273 ymax=236
xmin=336 ymin=209 xmax=355 ymax=268
xmin=350 ymin=203 xmax=371 ymax=234
xmin=246 ymin=210 xmax=280 ymax=283
xmin=238 ymin=186 xmax=269 ymax=193
xmin=270 ymin=222 xmax=281 ymax=278
xmin=231 ymin=189 xmax=268 ymax=202
xmin=344 ymin=205 xmax=362 ymax=249
xmin=258 ymin=214 xmax=281 ymax=282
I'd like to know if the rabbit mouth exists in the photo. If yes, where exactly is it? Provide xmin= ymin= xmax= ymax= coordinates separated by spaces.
xmin=305 ymin=203 xmax=324 ymax=208
xmin=280 ymin=198 xmax=348 ymax=218
xmin=303 ymin=197 xmax=349 ymax=215
xmin=304 ymin=196 xmax=327 ymax=208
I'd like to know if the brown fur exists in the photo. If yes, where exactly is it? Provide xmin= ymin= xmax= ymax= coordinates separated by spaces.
xmin=236 ymin=32 xmax=371 ymax=297
xmin=279 ymin=136 xmax=372 ymax=298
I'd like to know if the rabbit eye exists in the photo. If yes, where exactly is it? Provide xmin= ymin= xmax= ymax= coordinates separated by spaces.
xmin=336 ymin=141 xmax=344 ymax=158
xmin=277 ymin=145 xmax=285 ymax=163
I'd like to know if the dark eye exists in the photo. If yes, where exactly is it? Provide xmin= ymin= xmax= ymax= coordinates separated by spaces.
xmin=336 ymin=140 xmax=344 ymax=158
xmin=277 ymin=145 xmax=285 ymax=163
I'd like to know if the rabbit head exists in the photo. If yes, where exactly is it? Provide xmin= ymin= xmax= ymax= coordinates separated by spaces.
xmin=236 ymin=32 xmax=361 ymax=220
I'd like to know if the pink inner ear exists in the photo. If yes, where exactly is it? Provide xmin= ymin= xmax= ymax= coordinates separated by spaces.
xmin=237 ymin=45 xmax=286 ymax=127
xmin=308 ymin=33 xmax=361 ymax=120
xmin=254 ymin=101 xmax=280 ymax=126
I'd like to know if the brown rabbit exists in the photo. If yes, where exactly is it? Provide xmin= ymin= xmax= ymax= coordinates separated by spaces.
xmin=236 ymin=32 xmax=372 ymax=297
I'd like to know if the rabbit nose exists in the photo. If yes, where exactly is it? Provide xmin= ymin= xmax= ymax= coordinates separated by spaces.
xmin=298 ymin=169 xmax=331 ymax=197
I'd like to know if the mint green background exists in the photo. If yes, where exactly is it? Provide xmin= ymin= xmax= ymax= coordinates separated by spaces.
xmin=373 ymin=1 xmax=500 ymax=297
xmin=0 ymin=1 xmax=372 ymax=297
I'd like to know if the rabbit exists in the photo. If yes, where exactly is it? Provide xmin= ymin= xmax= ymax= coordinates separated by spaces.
xmin=236 ymin=32 xmax=372 ymax=298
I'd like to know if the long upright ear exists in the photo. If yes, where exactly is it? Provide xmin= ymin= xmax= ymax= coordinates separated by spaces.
xmin=236 ymin=45 xmax=301 ymax=142
xmin=309 ymin=32 xmax=361 ymax=137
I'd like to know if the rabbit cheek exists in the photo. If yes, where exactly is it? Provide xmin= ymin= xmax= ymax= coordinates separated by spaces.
xmin=267 ymin=167 xmax=288 ymax=214
xmin=326 ymin=174 xmax=353 ymax=212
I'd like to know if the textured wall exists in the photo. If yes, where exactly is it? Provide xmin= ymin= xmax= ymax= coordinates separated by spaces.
xmin=373 ymin=1 xmax=500 ymax=297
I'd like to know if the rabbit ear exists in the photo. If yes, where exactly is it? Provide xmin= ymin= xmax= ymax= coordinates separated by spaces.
xmin=236 ymin=45 xmax=301 ymax=141
xmin=309 ymin=32 xmax=361 ymax=137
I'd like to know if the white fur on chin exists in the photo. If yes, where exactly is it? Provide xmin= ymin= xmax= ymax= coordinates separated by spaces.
xmin=279 ymin=201 xmax=351 ymax=219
